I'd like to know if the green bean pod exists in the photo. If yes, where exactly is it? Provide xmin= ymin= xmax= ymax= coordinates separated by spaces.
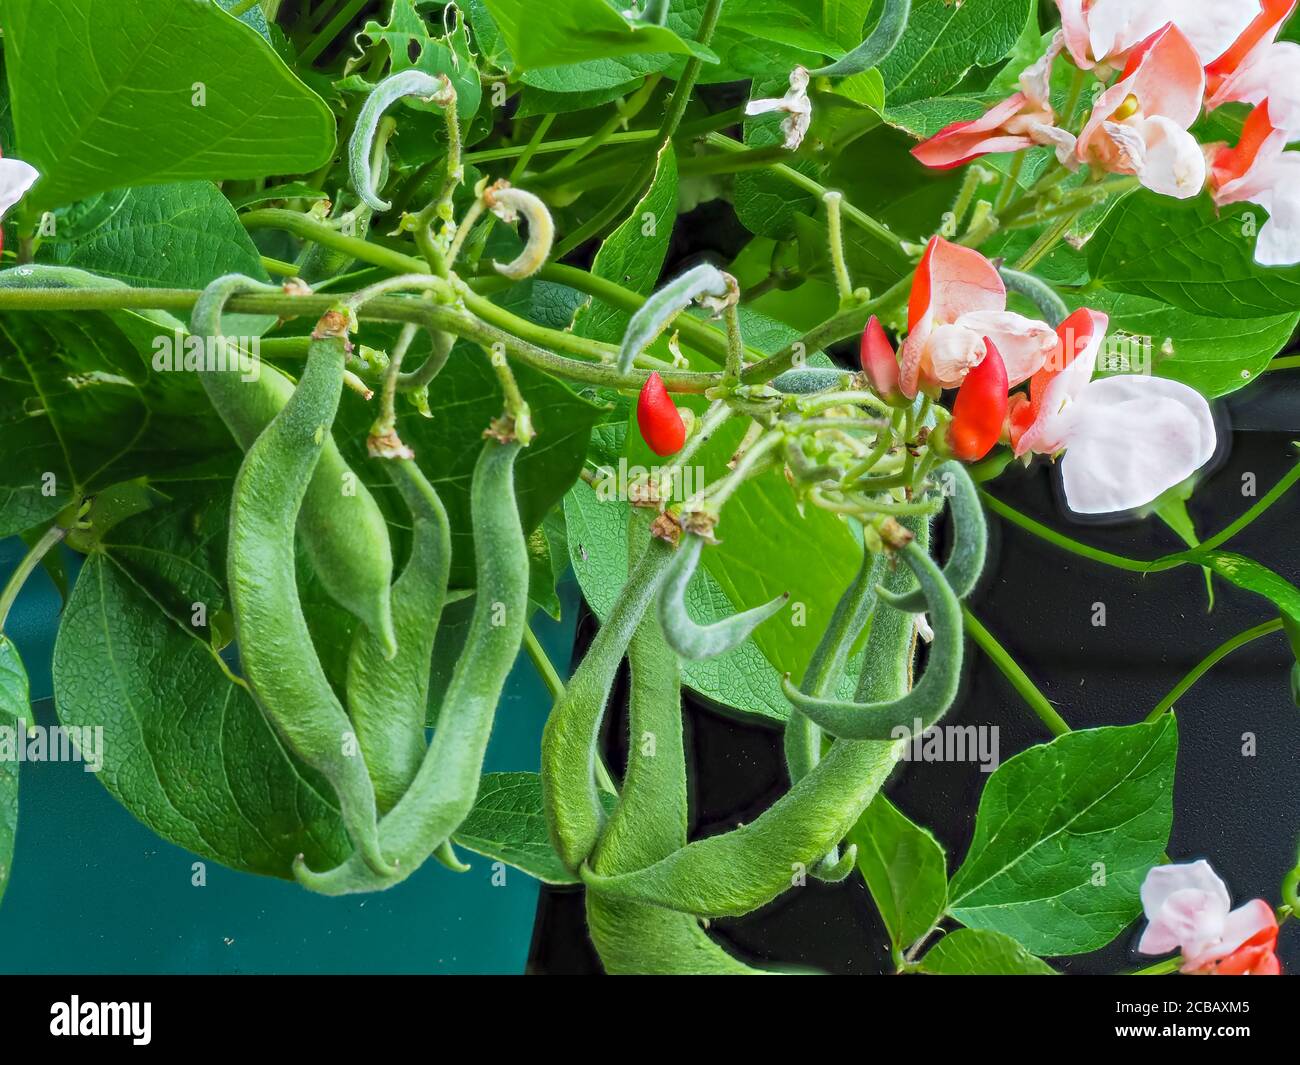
xmin=658 ymin=534 xmax=788 ymax=661
xmin=878 ymin=461 xmax=987 ymax=613
xmin=808 ymin=0 xmax=910 ymax=77
xmin=345 ymin=458 xmax=450 ymax=814
xmin=227 ymin=316 xmax=390 ymax=876
xmin=191 ymin=276 xmax=396 ymax=653
xmin=295 ymin=438 xmax=528 ymax=894
xmin=781 ymin=542 xmax=963 ymax=741
xmin=616 ymin=265 xmax=733 ymax=374
xmin=350 ymin=70 xmax=453 ymax=211
xmin=586 ymin=609 xmax=765 ymax=974
xmin=768 ymin=367 xmax=850 ymax=395
xmin=542 ymin=514 xmax=676 ymax=871
xmin=998 ymin=267 xmax=1069 ymax=327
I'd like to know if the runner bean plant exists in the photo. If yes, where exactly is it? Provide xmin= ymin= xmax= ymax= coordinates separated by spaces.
xmin=0 ymin=0 xmax=1296 ymax=975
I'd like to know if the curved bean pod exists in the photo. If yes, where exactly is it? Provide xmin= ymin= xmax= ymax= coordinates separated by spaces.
xmin=295 ymin=438 xmax=529 ymax=894
xmin=809 ymin=0 xmax=910 ymax=77
xmin=191 ymin=275 xmax=396 ymax=653
xmin=542 ymin=514 xmax=676 ymax=871
xmin=878 ymin=461 xmax=987 ymax=613
xmin=781 ymin=542 xmax=963 ymax=741
xmin=768 ymin=367 xmax=850 ymax=395
xmin=998 ymin=267 xmax=1069 ymax=327
xmin=616 ymin=264 xmax=734 ymax=374
xmin=586 ymin=608 xmax=767 ymax=974
xmin=228 ymin=315 xmax=390 ymax=876
xmin=345 ymin=458 xmax=450 ymax=814
xmin=484 ymin=184 xmax=555 ymax=280
xmin=350 ymin=70 xmax=455 ymax=211
xmin=658 ymin=534 xmax=788 ymax=661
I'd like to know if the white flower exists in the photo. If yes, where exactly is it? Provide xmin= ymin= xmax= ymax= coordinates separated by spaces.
xmin=745 ymin=67 xmax=811 ymax=151
xmin=0 ymin=157 xmax=39 ymax=222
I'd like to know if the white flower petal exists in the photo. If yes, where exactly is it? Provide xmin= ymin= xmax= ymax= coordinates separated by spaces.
xmin=1254 ymin=153 xmax=1300 ymax=267
xmin=1134 ymin=115 xmax=1206 ymax=199
xmin=959 ymin=309 xmax=1059 ymax=387
xmin=1138 ymin=861 xmax=1231 ymax=958
xmin=0 ymin=157 xmax=40 ymax=220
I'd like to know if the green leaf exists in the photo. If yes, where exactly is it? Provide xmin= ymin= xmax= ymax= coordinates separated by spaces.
xmin=573 ymin=145 xmax=678 ymax=343
xmin=1064 ymin=289 xmax=1298 ymax=399
xmin=1088 ymin=192 xmax=1300 ymax=319
xmin=948 ymin=718 xmax=1178 ymax=956
xmin=878 ymin=0 xmax=1032 ymax=106
xmin=1163 ymin=550 xmax=1300 ymax=629
xmin=480 ymin=0 xmax=715 ymax=72
xmin=917 ymin=929 xmax=1057 ymax=975
xmin=735 ymin=76 xmax=821 ymax=240
xmin=452 ymin=771 xmax=582 ymax=884
xmin=848 ymin=796 xmax=947 ymax=953
xmin=51 ymin=487 xmax=352 ymax=878
xmin=0 ymin=636 xmax=27 ymax=908
xmin=5 ymin=0 xmax=335 ymax=213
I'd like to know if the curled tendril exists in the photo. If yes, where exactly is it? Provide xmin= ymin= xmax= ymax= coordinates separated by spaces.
xmin=483 ymin=181 xmax=555 ymax=280
xmin=350 ymin=70 xmax=456 ymax=212
xmin=781 ymin=541 xmax=963 ymax=740
xmin=808 ymin=0 xmax=910 ymax=78
xmin=658 ymin=534 xmax=788 ymax=660
xmin=617 ymin=264 xmax=735 ymax=374
xmin=878 ymin=461 xmax=987 ymax=613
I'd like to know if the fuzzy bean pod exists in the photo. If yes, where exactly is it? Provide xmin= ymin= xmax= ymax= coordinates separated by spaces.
xmin=616 ymin=265 xmax=734 ymax=374
xmin=345 ymin=458 xmax=450 ymax=814
xmin=191 ymin=275 xmax=396 ymax=653
xmin=768 ymin=367 xmax=850 ymax=395
xmin=658 ymin=534 xmax=788 ymax=661
xmin=781 ymin=541 xmax=963 ymax=741
xmin=542 ymin=514 xmax=676 ymax=871
xmin=484 ymin=184 xmax=555 ymax=280
xmin=586 ymin=606 xmax=766 ymax=973
xmin=350 ymin=70 xmax=454 ymax=211
xmin=809 ymin=0 xmax=910 ymax=77
xmin=227 ymin=314 xmax=390 ymax=876
xmin=998 ymin=266 xmax=1069 ymax=327
xmin=878 ymin=461 xmax=987 ymax=613
xmin=295 ymin=438 xmax=529 ymax=894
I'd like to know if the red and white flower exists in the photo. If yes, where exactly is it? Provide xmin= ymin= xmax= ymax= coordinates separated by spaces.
xmin=1208 ymin=101 xmax=1300 ymax=267
xmin=898 ymin=236 xmax=1059 ymax=398
xmin=911 ymin=38 xmax=1076 ymax=170
xmin=1008 ymin=308 xmax=1216 ymax=514
xmin=1055 ymin=0 xmax=1254 ymax=70
xmin=1075 ymin=24 xmax=1208 ymax=199
xmin=1205 ymin=0 xmax=1300 ymax=135
xmin=1138 ymin=861 xmax=1282 ymax=976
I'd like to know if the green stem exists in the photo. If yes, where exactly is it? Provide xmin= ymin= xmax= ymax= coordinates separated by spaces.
xmin=676 ymin=145 xmax=791 ymax=176
xmin=963 ymin=607 xmax=1071 ymax=736
xmin=1145 ymin=620 xmax=1284 ymax=722
xmin=539 ymin=76 xmax=659 ymax=176
xmin=824 ymin=191 xmax=854 ymax=304
xmin=1014 ymin=209 xmax=1083 ymax=272
xmin=0 ymin=524 xmax=66 ymax=633
xmin=993 ymin=155 xmax=1025 ymax=215
xmin=228 ymin=0 xmax=262 ymax=17
xmin=300 ymin=0 xmax=368 ymax=64
xmin=1129 ymin=957 xmax=1181 ymax=976
xmin=980 ymin=491 xmax=1156 ymax=573
xmin=1268 ymin=355 xmax=1300 ymax=372
xmin=524 ymin=624 xmax=565 ymax=701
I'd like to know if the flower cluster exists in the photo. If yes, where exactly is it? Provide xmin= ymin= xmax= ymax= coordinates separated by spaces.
xmin=913 ymin=0 xmax=1300 ymax=266
xmin=863 ymin=236 xmax=1216 ymax=515
xmin=1139 ymin=861 xmax=1282 ymax=975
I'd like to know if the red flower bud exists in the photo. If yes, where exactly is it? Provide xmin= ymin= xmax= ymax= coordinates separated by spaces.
xmin=860 ymin=316 xmax=902 ymax=402
xmin=946 ymin=339 xmax=1008 ymax=462
xmin=637 ymin=371 xmax=687 ymax=457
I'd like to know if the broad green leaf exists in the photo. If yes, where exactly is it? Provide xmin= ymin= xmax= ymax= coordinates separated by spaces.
xmin=917 ymin=929 xmax=1057 ymax=975
xmin=51 ymin=487 xmax=352 ymax=878
xmin=5 ymin=0 xmax=335 ymax=214
xmin=1064 ymin=289 xmax=1298 ymax=398
xmin=707 ymin=0 xmax=847 ymax=80
xmin=1088 ymin=192 xmax=1300 ymax=319
xmin=46 ymin=182 xmax=270 ymax=291
xmin=823 ymin=0 xmax=875 ymax=48
xmin=452 ymin=771 xmax=581 ymax=884
xmin=948 ymin=718 xmax=1178 ymax=956
xmin=573 ymin=145 xmax=678 ymax=343
xmin=480 ymin=0 xmax=715 ymax=72
xmin=1162 ymin=550 xmax=1300 ymax=631
xmin=848 ymin=796 xmax=948 ymax=953
xmin=0 ymin=636 xmax=27 ymax=908
xmin=527 ymin=511 xmax=568 ymax=621
xmin=878 ymin=0 xmax=1032 ymax=106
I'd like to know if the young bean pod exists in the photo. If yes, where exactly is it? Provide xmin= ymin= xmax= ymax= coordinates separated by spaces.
xmin=191 ymin=275 xmax=396 ymax=653
xmin=808 ymin=0 xmax=910 ymax=77
xmin=542 ymin=513 xmax=676 ymax=871
xmin=345 ymin=458 xmax=450 ymax=814
xmin=586 ymin=610 xmax=765 ymax=974
xmin=781 ymin=542 xmax=963 ymax=741
xmin=483 ymin=183 xmax=555 ymax=280
xmin=227 ymin=311 xmax=390 ymax=876
xmin=295 ymin=438 xmax=529 ymax=894
xmin=658 ymin=534 xmax=788 ymax=661
xmin=350 ymin=70 xmax=455 ymax=211
xmin=768 ymin=367 xmax=850 ymax=395
xmin=998 ymin=267 xmax=1069 ymax=327
xmin=616 ymin=265 xmax=735 ymax=374
xmin=878 ymin=461 xmax=987 ymax=613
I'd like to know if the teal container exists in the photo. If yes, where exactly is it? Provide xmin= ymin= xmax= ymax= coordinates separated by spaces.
xmin=0 ymin=537 xmax=570 ymax=974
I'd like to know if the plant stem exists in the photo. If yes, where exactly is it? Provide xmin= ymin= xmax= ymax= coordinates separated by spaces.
xmin=824 ymin=191 xmax=854 ymax=304
xmin=300 ymin=0 xmax=368 ymax=64
xmin=1129 ymin=957 xmax=1181 ymax=975
xmin=524 ymin=624 xmax=565 ymax=701
xmin=979 ymin=490 xmax=1155 ymax=572
xmin=228 ymin=0 xmax=262 ymax=17
xmin=1014 ymin=209 xmax=1083 ymax=271
xmin=1267 ymin=355 xmax=1300 ymax=371
xmin=1145 ymin=620 xmax=1284 ymax=722
xmin=0 ymin=524 xmax=66 ymax=633
xmin=993 ymin=155 xmax=1025 ymax=215
xmin=963 ymin=607 xmax=1071 ymax=736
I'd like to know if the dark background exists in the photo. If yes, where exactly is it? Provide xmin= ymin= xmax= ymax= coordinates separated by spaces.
xmin=528 ymin=199 xmax=1300 ymax=976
